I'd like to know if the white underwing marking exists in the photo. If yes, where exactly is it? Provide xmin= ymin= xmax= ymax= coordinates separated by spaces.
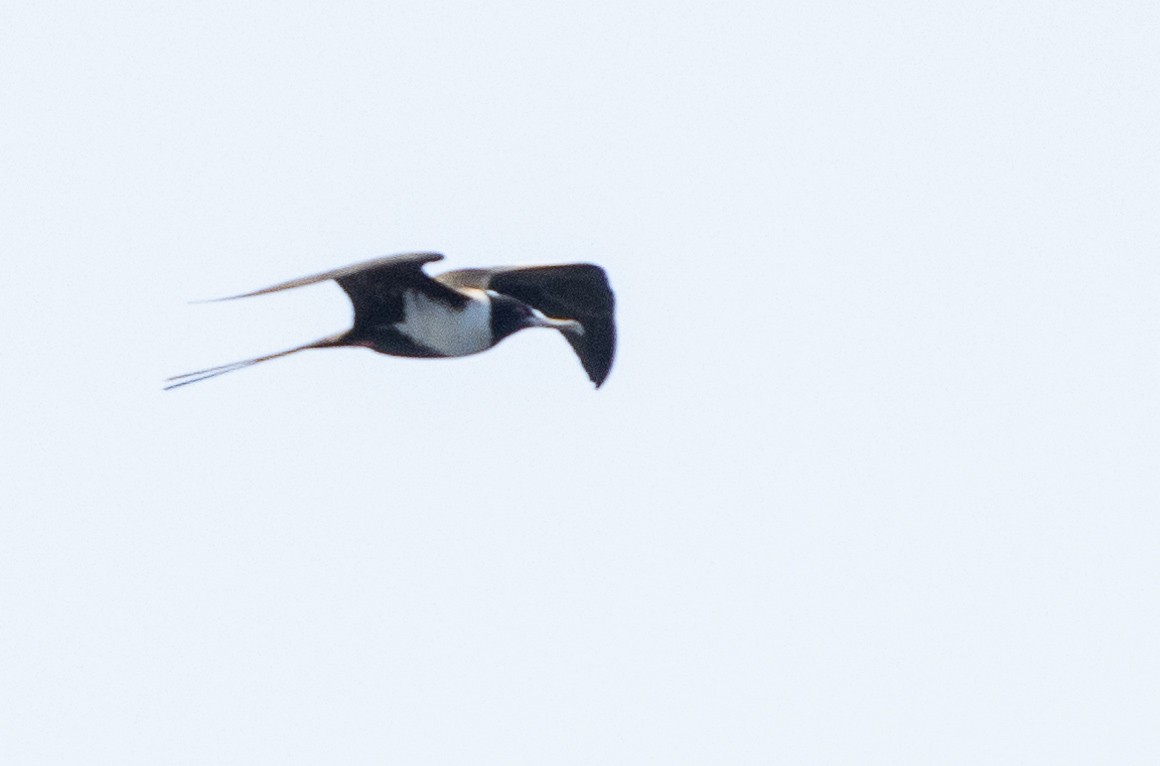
xmin=392 ymin=288 xmax=493 ymax=356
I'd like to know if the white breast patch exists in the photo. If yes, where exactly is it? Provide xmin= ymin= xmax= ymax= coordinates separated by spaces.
xmin=393 ymin=288 xmax=492 ymax=356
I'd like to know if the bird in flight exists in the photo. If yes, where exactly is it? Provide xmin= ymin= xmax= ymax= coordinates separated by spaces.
xmin=165 ymin=252 xmax=616 ymax=390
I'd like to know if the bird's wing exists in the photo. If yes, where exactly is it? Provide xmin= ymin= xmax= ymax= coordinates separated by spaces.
xmin=438 ymin=263 xmax=616 ymax=386
xmin=205 ymin=252 xmax=446 ymax=300
xmin=203 ymin=252 xmax=472 ymax=326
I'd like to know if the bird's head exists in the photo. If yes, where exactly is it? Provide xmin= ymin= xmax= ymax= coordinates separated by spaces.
xmin=488 ymin=293 xmax=584 ymax=344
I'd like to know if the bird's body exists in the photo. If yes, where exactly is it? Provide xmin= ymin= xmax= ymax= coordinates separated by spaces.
xmin=166 ymin=252 xmax=616 ymax=389
xmin=390 ymin=286 xmax=493 ymax=357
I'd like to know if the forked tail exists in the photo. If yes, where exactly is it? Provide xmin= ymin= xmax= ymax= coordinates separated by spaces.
xmin=164 ymin=333 xmax=347 ymax=390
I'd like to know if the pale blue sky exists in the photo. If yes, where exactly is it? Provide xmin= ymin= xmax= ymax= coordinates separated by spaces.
xmin=2 ymin=1 xmax=1158 ymax=763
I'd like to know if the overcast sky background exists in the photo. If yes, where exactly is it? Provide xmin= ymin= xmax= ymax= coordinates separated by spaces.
xmin=2 ymin=1 xmax=1158 ymax=763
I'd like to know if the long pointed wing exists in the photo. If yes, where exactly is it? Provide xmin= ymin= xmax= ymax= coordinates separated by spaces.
xmin=438 ymin=263 xmax=616 ymax=386
xmin=200 ymin=251 xmax=471 ymax=327
xmin=204 ymin=252 xmax=446 ymax=301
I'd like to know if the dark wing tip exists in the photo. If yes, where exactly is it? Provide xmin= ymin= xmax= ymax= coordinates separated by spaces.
xmin=483 ymin=263 xmax=615 ymax=387
xmin=568 ymin=317 xmax=616 ymax=387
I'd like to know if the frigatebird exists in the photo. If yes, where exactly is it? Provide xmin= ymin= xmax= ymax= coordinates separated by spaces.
xmin=165 ymin=252 xmax=616 ymax=390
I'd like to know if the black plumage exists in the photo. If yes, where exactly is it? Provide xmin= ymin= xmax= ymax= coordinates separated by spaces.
xmin=437 ymin=264 xmax=616 ymax=388
xmin=165 ymin=252 xmax=616 ymax=390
